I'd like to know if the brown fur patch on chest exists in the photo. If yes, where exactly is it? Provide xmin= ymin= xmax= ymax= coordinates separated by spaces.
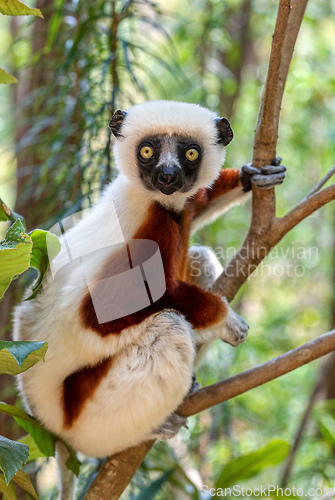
xmin=79 ymin=201 xmax=226 ymax=335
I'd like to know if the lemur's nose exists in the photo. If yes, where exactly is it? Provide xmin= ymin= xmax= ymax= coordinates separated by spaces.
xmin=152 ymin=164 xmax=185 ymax=194
xmin=157 ymin=169 xmax=179 ymax=186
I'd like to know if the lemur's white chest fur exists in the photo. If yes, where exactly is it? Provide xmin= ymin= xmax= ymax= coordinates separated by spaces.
xmin=13 ymin=100 xmax=250 ymax=459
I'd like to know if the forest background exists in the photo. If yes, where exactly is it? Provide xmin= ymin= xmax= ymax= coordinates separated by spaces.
xmin=0 ymin=0 xmax=335 ymax=498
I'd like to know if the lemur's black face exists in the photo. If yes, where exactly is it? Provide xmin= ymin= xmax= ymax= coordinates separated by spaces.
xmin=109 ymin=108 xmax=234 ymax=196
xmin=136 ymin=135 xmax=202 ymax=195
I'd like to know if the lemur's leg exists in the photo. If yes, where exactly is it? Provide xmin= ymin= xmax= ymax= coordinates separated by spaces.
xmin=187 ymin=246 xmax=249 ymax=361
xmin=147 ymin=412 xmax=188 ymax=440
xmin=187 ymin=245 xmax=224 ymax=291
xmin=143 ymin=311 xmax=198 ymax=441
xmin=61 ymin=310 xmax=195 ymax=454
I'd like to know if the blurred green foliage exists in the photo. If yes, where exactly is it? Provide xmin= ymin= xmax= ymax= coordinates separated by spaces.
xmin=0 ymin=0 xmax=335 ymax=498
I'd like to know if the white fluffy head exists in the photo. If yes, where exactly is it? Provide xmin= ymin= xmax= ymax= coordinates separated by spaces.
xmin=112 ymin=100 xmax=231 ymax=208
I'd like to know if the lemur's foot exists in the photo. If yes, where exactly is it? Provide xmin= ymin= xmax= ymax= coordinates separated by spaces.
xmin=220 ymin=303 xmax=249 ymax=347
xmin=147 ymin=413 xmax=187 ymax=440
xmin=240 ymin=157 xmax=286 ymax=191
xmin=189 ymin=373 xmax=201 ymax=395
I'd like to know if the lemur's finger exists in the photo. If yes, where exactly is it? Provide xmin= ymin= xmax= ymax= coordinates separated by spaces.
xmin=271 ymin=156 xmax=283 ymax=166
xmin=254 ymin=181 xmax=284 ymax=190
xmin=260 ymin=165 xmax=286 ymax=175
xmin=251 ymin=172 xmax=286 ymax=187
xmin=241 ymin=164 xmax=259 ymax=175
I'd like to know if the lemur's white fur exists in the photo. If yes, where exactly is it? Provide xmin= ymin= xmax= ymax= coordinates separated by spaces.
xmin=13 ymin=101 xmax=249 ymax=470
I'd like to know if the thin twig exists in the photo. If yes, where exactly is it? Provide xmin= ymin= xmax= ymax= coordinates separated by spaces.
xmin=280 ymin=373 xmax=326 ymax=488
xmin=276 ymin=184 xmax=335 ymax=238
xmin=304 ymin=165 xmax=335 ymax=200
xmin=104 ymin=0 xmax=120 ymax=187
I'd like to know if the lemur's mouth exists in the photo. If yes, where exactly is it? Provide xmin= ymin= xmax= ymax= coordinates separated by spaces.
xmin=157 ymin=185 xmax=179 ymax=195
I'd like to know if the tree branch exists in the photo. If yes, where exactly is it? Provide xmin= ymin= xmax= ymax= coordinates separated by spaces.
xmin=212 ymin=180 xmax=335 ymax=302
xmin=212 ymin=0 xmax=310 ymax=299
xmin=179 ymin=330 xmax=335 ymax=417
xmin=83 ymin=441 xmax=154 ymax=500
xmin=252 ymin=0 xmax=290 ymax=170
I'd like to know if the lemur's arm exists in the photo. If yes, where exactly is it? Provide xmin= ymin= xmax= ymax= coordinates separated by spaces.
xmin=190 ymin=169 xmax=242 ymax=233
xmin=191 ymin=157 xmax=286 ymax=232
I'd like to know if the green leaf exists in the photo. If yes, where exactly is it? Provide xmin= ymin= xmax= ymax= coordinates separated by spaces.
xmin=18 ymin=434 xmax=81 ymax=477
xmin=26 ymin=229 xmax=61 ymax=300
xmin=0 ymin=473 xmax=17 ymax=500
xmin=15 ymin=417 xmax=56 ymax=458
xmin=0 ymin=0 xmax=43 ymax=18
xmin=0 ymin=219 xmax=32 ymax=299
xmin=0 ymin=341 xmax=48 ymax=375
xmin=215 ymin=439 xmax=290 ymax=490
xmin=0 ymin=68 xmax=17 ymax=84
xmin=64 ymin=443 xmax=81 ymax=477
xmin=15 ymin=421 xmax=55 ymax=458
xmin=0 ymin=403 xmax=38 ymax=423
xmin=12 ymin=470 xmax=38 ymax=499
xmin=0 ymin=435 xmax=29 ymax=484
xmin=18 ymin=435 xmax=46 ymax=462
xmin=0 ymin=198 xmax=58 ymax=300
xmin=0 ymin=402 xmax=56 ymax=457
xmin=0 ymin=404 xmax=80 ymax=472
xmin=132 ymin=469 xmax=174 ymax=500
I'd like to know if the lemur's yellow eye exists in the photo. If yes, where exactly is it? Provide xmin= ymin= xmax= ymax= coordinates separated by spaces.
xmin=185 ymin=148 xmax=199 ymax=161
xmin=140 ymin=146 xmax=154 ymax=159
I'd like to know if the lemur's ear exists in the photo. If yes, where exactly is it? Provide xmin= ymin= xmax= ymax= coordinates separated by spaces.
xmin=215 ymin=117 xmax=234 ymax=146
xmin=109 ymin=110 xmax=127 ymax=138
